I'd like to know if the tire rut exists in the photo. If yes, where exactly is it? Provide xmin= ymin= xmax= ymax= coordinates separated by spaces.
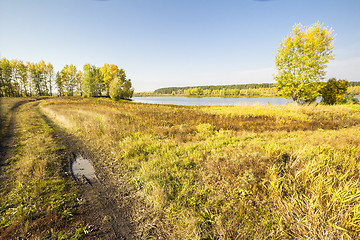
xmin=38 ymin=103 xmax=136 ymax=239
xmin=0 ymin=100 xmax=28 ymax=161
xmin=0 ymin=99 xmax=32 ymax=184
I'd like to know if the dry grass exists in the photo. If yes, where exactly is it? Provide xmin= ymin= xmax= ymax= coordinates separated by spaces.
xmin=40 ymin=97 xmax=360 ymax=239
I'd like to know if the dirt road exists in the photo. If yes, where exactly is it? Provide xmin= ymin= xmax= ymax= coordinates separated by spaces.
xmin=41 ymin=110 xmax=137 ymax=239
xmin=0 ymin=99 xmax=138 ymax=239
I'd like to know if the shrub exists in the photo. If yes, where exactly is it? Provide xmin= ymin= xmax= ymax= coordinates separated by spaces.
xmin=320 ymin=78 xmax=348 ymax=105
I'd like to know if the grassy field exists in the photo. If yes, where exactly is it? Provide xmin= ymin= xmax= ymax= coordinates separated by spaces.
xmin=36 ymin=97 xmax=360 ymax=239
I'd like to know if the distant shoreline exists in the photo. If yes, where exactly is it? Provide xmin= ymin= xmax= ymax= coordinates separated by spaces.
xmin=135 ymin=81 xmax=360 ymax=98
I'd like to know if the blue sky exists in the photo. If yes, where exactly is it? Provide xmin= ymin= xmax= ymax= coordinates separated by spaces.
xmin=1 ymin=0 xmax=360 ymax=91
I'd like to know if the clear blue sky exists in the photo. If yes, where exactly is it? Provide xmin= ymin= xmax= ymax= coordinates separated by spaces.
xmin=1 ymin=0 xmax=360 ymax=91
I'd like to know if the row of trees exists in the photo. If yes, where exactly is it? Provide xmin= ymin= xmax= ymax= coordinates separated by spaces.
xmin=82 ymin=63 xmax=133 ymax=100
xmin=0 ymin=58 xmax=133 ymax=100
xmin=0 ymin=59 xmax=55 ymax=97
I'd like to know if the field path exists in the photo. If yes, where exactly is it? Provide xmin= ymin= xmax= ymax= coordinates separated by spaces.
xmin=0 ymin=100 xmax=27 ymax=162
xmin=1 ymin=99 xmax=137 ymax=239
xmin=39 ymin=103 xmax=137 ymax=239
xmin=0 ymin=99 xmax=31 ymax=185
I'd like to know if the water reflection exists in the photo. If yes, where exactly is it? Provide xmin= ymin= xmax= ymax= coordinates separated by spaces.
xmin=72 ymin=155 xmax=96 ymax=180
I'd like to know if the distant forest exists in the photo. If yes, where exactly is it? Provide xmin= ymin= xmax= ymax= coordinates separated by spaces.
xmin=154 ymin=83 xmax=275 ymax=94
xmin=349 ymin=81 xmax=360 ymax=87
xmin=152 ymin=82 xmax=360 ymax=97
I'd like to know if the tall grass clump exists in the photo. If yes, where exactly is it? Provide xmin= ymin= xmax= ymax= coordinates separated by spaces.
xmin=40 ymin=97 xmax=360 ymax=239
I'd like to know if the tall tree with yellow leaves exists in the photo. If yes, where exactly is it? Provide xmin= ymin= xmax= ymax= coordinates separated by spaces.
xmin=100 ymin=63 xmax=120 ymax=96
xmin=274 ymin=22 xmax=335 ymax=104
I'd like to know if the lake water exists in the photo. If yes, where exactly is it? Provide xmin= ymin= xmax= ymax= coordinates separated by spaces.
xmin=133 ymin=96 xmax=294 ymax=106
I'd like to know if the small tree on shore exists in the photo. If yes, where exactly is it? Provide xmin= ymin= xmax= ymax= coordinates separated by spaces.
xmin=274 ymin=22 xmax=335 ymax=104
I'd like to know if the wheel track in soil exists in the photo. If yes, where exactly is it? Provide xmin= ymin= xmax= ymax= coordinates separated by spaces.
xmin=37 ymin=101 xmax=137 ymax=239
xmin=0 ymin=99 xmax=33 ymax=184
xmin=0 ymin=100 xmax=29 ymax=162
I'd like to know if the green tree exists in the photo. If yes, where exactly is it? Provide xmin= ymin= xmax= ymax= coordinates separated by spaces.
xmin=109 ymin=69 xmax=133 ymax=100
xmin=100 ymin=63 xmax=120 ymax=96
xmin=38 ymin=60 xmax=49 ymax=95
xmin=55 ymin=71 xmax=64 ymax=96
xmin=99 ymin=63 xmax=110 ymax=96
xmin=28 ymin=63 xmax=43 ymax=96
xmin=46 ymin=63 xmax=54 ymax=96
xmin=83 ymin=64 xmax=103 ymax=97
xmin=274 ymin=22 xmax=335 ymax=104
xmin=26 ymin=61 xmax=51 ymax=96
xmin=10 ymin=60 xmax=20 ymax=96
xmin=17 ymin=60 xmax=29 ymax=96
xmin=75 ymin=70 xmax=83 ymax=96
xmin=0 ymin=58 xmax=13 ymax=97
xmin=320 ymin=78 xmax=348 ymax=105
xmin=61 ymin=64 xmax=77 ymax=96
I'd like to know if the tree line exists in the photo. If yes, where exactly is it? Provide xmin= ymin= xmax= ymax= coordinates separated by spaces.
xmin=0 ymin=58 xmax=133 ymax=100
xmin=0 ymin=59 xmax=54 ymax=97
xmin=184 ymin=87 xmax=278 ymax=97
xmin=152 ymin=82 xmax=359 ymax=99
xmin=154 ymin=83 xmax=276 ymax=95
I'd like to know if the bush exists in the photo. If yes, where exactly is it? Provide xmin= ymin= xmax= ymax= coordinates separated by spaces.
xmin=320 ymin=78 xmax=348 ymax=105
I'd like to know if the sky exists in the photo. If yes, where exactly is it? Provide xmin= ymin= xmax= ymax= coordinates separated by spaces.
xmin=1 ymin=0 xmax=360 ymax=92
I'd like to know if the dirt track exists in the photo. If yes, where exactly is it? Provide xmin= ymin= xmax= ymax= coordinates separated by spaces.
xmin=39 ymin=103 xmax=137 ymax=239
xmin=0 ymin=99 xmax=138 ymax=239
xmin=0 ymin=100 xmax=28 ymax=164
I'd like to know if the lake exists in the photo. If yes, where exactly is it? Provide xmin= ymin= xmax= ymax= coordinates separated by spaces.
xmin=133 ymin=96 xmax=294 ymax=106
